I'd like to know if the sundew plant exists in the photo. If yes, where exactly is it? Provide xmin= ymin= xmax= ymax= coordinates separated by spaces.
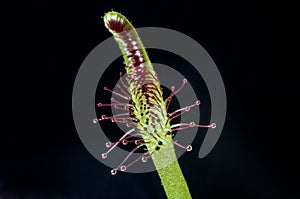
xmin=94 ymin=11 xmax=216 ymax=199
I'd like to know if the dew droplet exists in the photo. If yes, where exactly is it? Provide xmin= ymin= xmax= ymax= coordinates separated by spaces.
xmin=135 ymin=140 xmax=141 ymax=145
xmin=189 ymin=122 xmax=195 ymax=127
xmin=93 ymin=118 xmax=98 ymax=123
xmin=106 ymin=142 xmax=112 ymax=147
xmin=120 ymin=166 xmax=126 ymax=171
xmin=111 ymin=169 xmax=117 ymax=175
xmin=186 ymin=145 xmax=192 ymax=151
xmin=122 ymin=140 xmax=128 ymax=145
xmin=141 ymin=157 xmax=147 ymax=162
xmin=97 ymin=103 xmax=102 ymax=107
xmin=102 ymin=153 xmax=107 ymax=159
xmin=211 ymin=123 xmax=217 ymax=128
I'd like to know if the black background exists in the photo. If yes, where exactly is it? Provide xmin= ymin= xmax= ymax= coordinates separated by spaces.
xmin=1 ymin=0 xmax=295 ymax=198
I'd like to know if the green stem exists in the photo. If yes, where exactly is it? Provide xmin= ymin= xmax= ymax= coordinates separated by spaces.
xmin=151 ymin=143 xmax=192 ymax=199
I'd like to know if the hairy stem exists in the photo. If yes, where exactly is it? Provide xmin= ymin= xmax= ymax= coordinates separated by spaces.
xmin=152 ymin=141 xmax=192 ymax=199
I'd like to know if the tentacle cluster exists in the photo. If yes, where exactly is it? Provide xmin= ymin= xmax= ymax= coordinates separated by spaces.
xmin=94 ymin=12 xmax=216 ymax=175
